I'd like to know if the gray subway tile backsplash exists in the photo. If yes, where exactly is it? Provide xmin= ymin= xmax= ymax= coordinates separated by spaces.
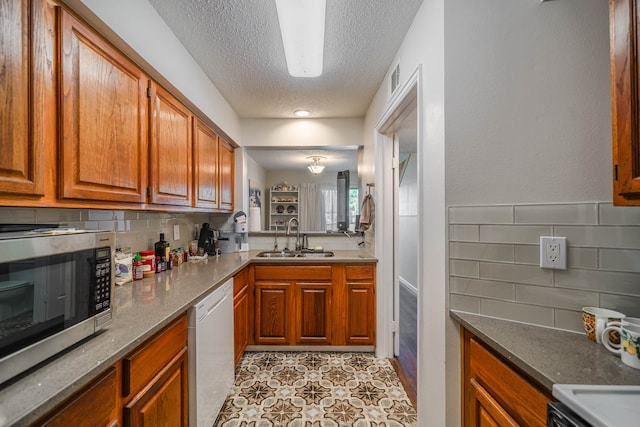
xmin=449 ymin=242 xmax=515 ymax=262
xmin=479 ymin=225 xmax=552 ymax=244
xmin=449 ymin=203 xmax=640 ymax=332
xmin=599 ymin=249 xmax=640 ymax=273
xmin=449 ymin=205 xmax=513 ymax=224
xmin=514 ymin=203 xmax=598 ymax=225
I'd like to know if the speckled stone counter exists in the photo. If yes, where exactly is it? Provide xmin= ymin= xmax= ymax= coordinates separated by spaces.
xmin=0 ymin=250 xmax=376 ymax=427
xmin=451 ymin=311 xmax=640 ymax=391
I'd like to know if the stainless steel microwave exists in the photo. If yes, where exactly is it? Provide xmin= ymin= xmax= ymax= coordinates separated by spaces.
xmin=0 ymin=229 xmax=114 ymax=385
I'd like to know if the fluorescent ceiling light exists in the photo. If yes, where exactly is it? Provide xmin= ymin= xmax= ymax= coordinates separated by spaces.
xmin=275 ymin=0 xmax=326 ymax=78
xmin=307 ymin=156 xmax=326 ymax=174
xmin=294 ymin=109 xmax=311 ymax=117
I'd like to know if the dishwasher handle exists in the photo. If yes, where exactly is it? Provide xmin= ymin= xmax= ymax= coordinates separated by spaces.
xmin=195 ymin=282 xmax=232 ymax=322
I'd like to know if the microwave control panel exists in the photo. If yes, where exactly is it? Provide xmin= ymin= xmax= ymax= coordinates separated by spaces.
xmin=92 ymin=246 xmax=112 ymax=313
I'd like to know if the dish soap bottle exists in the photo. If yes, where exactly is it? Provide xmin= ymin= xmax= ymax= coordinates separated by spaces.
xmin=155 ymin=233 xmax=170 ymax=262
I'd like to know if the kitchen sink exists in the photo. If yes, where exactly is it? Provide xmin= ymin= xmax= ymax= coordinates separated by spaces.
xmin=255 ymin=251 xmax=298 ymax=258
xmin=255 ymin=251 xmax=334 ymax=258
xmin=298 ymin=251 xmax=334 ymax=257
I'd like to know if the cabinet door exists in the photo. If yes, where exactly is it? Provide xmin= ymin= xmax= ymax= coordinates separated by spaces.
xmin=234 ymin=284 xmax=249 ymax=366
xmin=0 ymin=0 xmax=54 ymax=197
xmin=124 ymin=348 xmax=189 ymax=427
xmin=254 ymin=282 xmax=292 ymax=345
xmin=610 ymin=0 xmax=640 ymax=205
xmin=294 ymin=282 xmax=332 ymax=345
xmin=218 ymin=138 xmax=234 ymax=212
xmin=149 ymin=83 xmax=192 ymax=206
xmin=467 ymin=378 xmax=518 ymax=427
xmin=39 ymin=367 xmax=118 ymax=427
xmin=193 ymin=118 xmax=219 ymax=209
xmin=466 ymin=336 xmax=550 ymax=427
xmin=59 ymin=10 xmax=149 ymax=203
xmin=345 ymin=282 xmax=375 ymax=345
xmin=344 ymin=265 xmax=376 ymax=345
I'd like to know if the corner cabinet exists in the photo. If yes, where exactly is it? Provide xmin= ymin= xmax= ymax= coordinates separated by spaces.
xmin=463 ymin=329 xmax=551 ymax=427
xmin=610 ymin=0 xmax=640 ymax=205
xmin=0 ymin=0 xmax=55 ymax=198
xmin=59 ymin=9 xmax=149 ymax=203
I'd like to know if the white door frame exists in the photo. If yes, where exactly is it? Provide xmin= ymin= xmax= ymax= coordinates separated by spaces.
xmin=374 ymin=66 xmax=422 ymax=361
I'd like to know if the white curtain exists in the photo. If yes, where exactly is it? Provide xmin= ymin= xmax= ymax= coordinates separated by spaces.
xmin=299 ymin=183 xmax=336 ymax=231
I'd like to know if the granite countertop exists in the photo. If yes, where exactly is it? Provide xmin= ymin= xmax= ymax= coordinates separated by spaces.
xmin=451 ymin=311 xmax=640 ymax=391
xmin=0 ymin=250 xmax=376 ymax=427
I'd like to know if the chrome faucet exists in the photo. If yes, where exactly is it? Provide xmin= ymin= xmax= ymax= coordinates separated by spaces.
xmin=286 ymin=218 xmax=301 ymax=251
xmin=273 ymin=225 xmax=279 ymax=251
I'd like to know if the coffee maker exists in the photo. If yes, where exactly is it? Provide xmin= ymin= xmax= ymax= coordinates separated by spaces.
xmin=198 ymin=223 xmax=219 ymax=255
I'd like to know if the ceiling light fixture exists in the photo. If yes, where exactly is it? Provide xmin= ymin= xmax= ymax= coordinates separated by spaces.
xmin=307 ymin=156 xmax=326 ymax=175
xmin=294 ymin=109 xmax=310 ymax=117
xmin=275 ymin=0 xmax=326 ymax=78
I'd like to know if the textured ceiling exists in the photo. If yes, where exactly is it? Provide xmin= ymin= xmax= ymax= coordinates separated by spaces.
xmin=147 ymin=0 xmax=423 ymax=119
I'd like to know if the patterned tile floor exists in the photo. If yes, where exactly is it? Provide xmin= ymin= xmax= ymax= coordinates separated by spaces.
xmin=215 ymin=352 xmax=417 ymax=427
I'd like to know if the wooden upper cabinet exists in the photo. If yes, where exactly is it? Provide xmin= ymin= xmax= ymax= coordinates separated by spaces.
xmin=0 ymin=0 xmax=55 ymax=197
xmin=149 ymin=83 xmax=193 ymax=206
xmin=59 ymin=9 xmax=149 ymax=203
xmin=610 ymin=0 xmax=640 ymax=205
xmin=218 ymin=138 xmax=234 ymax=212
xmin=193 ymin=118 xmax=219 ymax=209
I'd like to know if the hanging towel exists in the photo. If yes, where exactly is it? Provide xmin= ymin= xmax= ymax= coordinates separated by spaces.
xmin=359 ymin=193 xmax=375 ymax=232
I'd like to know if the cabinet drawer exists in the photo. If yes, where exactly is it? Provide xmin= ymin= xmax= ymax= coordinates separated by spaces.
xmin=122 ymin=314 xmax=187 ymax=398
xmin=234 ymin=267 xmax=249 ymax=296
xmin=469 ymin=338 xmax=550 ymax=427
xmin=255 ymin=265 xmax=332 ymax=281
xmin=345 ymin=264 xmax=374 ymax=280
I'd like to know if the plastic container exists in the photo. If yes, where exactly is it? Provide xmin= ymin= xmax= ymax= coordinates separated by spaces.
xmin=139 ymin=250 xmax=155 ymax=278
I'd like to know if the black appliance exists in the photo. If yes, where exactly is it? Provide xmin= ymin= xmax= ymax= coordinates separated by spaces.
xmin=0 ymin=229 xmax=114 ymax=385
xmin=198 ymin=223 xmax=219 ymax=256
xmin=547 ymin=402 xmax=591 ymax=427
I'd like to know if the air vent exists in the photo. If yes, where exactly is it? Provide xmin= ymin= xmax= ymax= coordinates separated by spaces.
xmin=390 ymin=64 xmax=400 ymax=93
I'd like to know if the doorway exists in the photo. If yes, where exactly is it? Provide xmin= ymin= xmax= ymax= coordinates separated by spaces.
xmin=375 ymin=72 xmax=420 ymax=407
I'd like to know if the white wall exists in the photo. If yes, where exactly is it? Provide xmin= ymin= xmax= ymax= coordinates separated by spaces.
xmin=241 ymin=118 xmax=363 ymax=148
xmin=67 ymin=0 xmax=241 ymax=142
xmin=445 ymin=0 xmax=611 ymax=205
xmin=246 ymin=153 xmax=267 ymax=230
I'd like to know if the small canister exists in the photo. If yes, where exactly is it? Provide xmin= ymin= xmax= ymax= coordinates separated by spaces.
xmin=139 ymin=250 xmax=155 ymax=278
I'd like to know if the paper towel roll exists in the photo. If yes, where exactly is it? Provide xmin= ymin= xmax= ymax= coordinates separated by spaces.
xmin=249 ymin=207 xmax=261 ymax=231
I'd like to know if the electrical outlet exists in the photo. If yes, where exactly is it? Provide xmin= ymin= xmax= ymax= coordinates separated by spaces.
xmin=540 ymin=236 xmax=567 ymax=269
xmin=173 ymin=224 xmax=180 ymax=241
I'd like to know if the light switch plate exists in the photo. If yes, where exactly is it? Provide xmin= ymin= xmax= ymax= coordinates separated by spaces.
xmin=540 ymin=236 xmax=567 ymax=269
xmin=173 ymin=224 xmax=180 ymax=241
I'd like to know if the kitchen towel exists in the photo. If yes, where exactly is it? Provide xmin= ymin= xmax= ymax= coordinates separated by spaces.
xmin=359 ymin=193 xmax=375 ymax=231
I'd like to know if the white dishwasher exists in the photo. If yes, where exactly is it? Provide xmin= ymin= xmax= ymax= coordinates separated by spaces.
xmin=188 ymin=279 xmax=234 ymax=427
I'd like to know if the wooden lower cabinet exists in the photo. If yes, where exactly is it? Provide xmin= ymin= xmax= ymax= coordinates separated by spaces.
xmin=234 ymin=267 xmax=250 ymax=365
xmin=37 ymin=367 xmax=118 ymax=427
xmin=295 ymin=282 xmax=332 ymax=345
xmin=250 ymin=263 xmax=375 ymax=347
xmin=463 ymin=329 xmax=551 ymax=427
xmin=35 ymin=314 xmax=188 ymax=427
xmin=123 ymin=348 xmax=188 ymax=427
xmin=254 ymin=281 xmax=293 ymax=344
